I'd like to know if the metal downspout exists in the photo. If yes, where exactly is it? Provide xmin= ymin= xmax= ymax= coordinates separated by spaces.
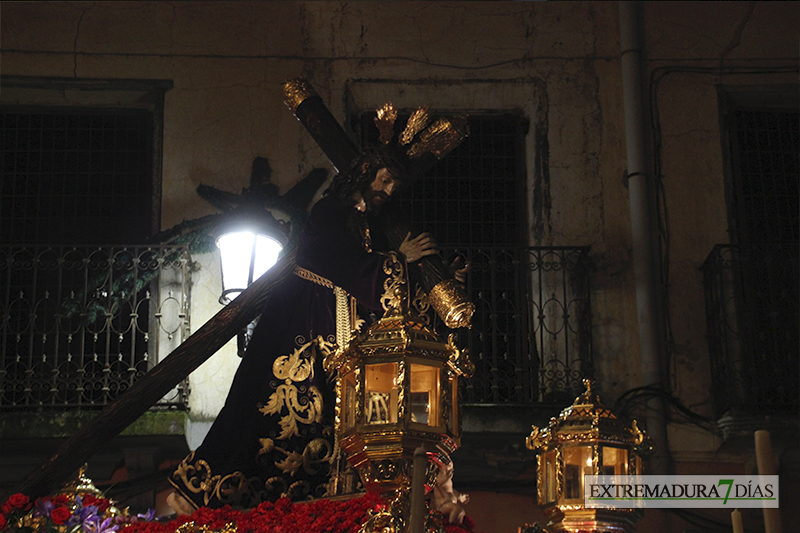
xmin=618 ymin=0 xmax=671 ymax=474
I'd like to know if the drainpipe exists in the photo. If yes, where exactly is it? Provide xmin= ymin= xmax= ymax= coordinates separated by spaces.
xmin=618 ymin=1 xmax=671 ymax=474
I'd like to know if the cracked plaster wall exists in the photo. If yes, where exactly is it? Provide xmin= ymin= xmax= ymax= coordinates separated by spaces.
xmin=1 ymin=2 xmax=797 ymax=462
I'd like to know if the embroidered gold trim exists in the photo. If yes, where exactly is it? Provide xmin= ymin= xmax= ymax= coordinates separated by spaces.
xmin=294 ymin=267 xmax=355 ymax=356
xmin=259 ymin=336 xmax=332 ymax=440
xmin=170 ymin=451 xmax=258 ymax=508
xmin=294 ymin=266 xmax=334 ymax=288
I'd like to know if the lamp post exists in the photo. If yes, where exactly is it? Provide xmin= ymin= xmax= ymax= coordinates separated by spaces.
xmin=526 ymin=379 xmax=653 ymax=533
xmin=326 ymin=264 xmax=473 ymax=533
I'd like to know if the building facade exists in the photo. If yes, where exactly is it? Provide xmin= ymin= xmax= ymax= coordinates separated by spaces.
xmin=1 ymin=2 xmax=797 ymax=531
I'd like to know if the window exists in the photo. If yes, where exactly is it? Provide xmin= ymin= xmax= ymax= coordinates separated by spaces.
xmin=0 ymin=76 xmax=171 ymax=244
xmin=0 ymin=77 xmax=187 ymax=410
xmin=712 ymin=88 xmax=799 ymax=415
xmin=1 ymin=107 xmax=154 ymax=244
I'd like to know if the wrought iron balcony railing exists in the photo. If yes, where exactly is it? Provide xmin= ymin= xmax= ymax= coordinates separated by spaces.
xmin=444 ymin=246 xmax=593 ymax=405
xmin=1 ymin=243 xmax=591 ymax=412
xmin=0 ymin=245 xmax=192 ymax=410
xmin=702 ymin=243 xmax=799 ymax=418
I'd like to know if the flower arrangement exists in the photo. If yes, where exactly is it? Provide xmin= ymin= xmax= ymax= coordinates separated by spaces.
xmin=0 ymin=492 xmax=154 ymax=533
xmin=121 ymin=493 xmax=484 ymax=533
xmin=2 ymin=490 xmax=485 ymax=533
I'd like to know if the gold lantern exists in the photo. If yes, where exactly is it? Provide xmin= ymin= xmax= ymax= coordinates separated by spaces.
xmin=526 ymin=380 xmax=653 ymax=533
xmin=326 ymin=263 xmax=473 ymax=532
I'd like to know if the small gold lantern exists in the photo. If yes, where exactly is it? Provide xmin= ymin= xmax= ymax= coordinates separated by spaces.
xmin=526 ymin=380 xmax=653 ymax=533
xmin=327 ymin=272 xmax=473 ymax=530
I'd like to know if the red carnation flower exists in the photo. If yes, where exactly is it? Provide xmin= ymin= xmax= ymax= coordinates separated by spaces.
xmin=0 ymin=512 xmax=7 ymax=530
xmin=82 ymin=494 xmax=111 ymax=513
xmin=274 ymin=497 xmax=292 ymax=513
xmin=3 ymin=493 xmax=31 ymax=513
xmin=50 ymin=506 xmax=72 ymax=525
xmin=50 ymin=495 xmax=70 ymax=507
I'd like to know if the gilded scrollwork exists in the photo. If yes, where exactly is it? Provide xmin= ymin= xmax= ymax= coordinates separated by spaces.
xmin=445 ymin=334 xmax=474 ymax=378
xmin=411 ymin=285 xmax=432 ymax=326
xmin=380 ymin=252 xmax=406 ymax=312
xmin=526 ymin=425 xmax=547 ymax=451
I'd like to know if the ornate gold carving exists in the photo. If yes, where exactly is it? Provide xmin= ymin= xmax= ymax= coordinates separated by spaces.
xmin=373 ymin=459 xmax=400 ymax=482
xmin=526 ymin=425 xmax=548 ymax=451
xmin=354 ymin=366 xmax=364 ymax=424
xmin=375 ymin=102 xmax=398 ymax=145
xmin=396 ymin=360 xmax=406 ymax=421
xmin=55 ymin=464 xmax=103 ymax=497
xmin=380 ymin=252 xmax=407 ymax=312
xmin=399 ymin=106 xmax=431 ymax=145
xmin=445 ymin=333 xmax=474 ymax=377
xmin=428 ymin=279 xmax=475 ymax=329
xmin=411 ymin=285 xmax=432 ymax=326
xmin=407 ymin=116 xmax=469 ymax=160
xmin=283 ymin=77 xmax=317 ymax=112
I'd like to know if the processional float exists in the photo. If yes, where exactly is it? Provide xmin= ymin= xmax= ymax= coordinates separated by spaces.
xmin=283 ymin=78 xmax=476 ymax=532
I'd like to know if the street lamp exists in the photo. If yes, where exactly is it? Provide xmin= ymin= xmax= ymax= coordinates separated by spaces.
xmin=215 ymin=213 xmax=286 ymax=305
xmin=214 ymin=209 xmax=287 ymax=355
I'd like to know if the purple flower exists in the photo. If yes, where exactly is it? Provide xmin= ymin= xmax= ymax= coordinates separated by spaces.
xmin=136 ymin=509 xmax=156 ymax=522
xmin=82 ymin=515 xmax=119 ymax=533
xmin=34 ymin=497 xmax=54 ymax=517
xmin=67 ymin=504 xmax=100 ymax=527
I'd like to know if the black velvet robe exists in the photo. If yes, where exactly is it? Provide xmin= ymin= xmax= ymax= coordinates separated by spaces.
xmin=169 ymin=195 xmax=395 ymax=508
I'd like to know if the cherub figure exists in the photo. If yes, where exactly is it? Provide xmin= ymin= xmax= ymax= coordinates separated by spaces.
xmin=432 ymin=461 xmax=469 ymax=524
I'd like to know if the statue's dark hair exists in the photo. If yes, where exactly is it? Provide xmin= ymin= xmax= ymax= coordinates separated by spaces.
xmin=325 ymin=145 xmax=408 ymax=203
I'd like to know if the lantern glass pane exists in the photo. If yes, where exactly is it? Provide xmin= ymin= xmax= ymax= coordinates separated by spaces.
xmin=217 ymin=231 xmax=256 ymax=296
xmin=563 ymin=446 xmax=592 ymax=501
xmin=252 ymin=235 xmax=283 ymax=280
xmin=365 ymin=363 xmax=398 ymax=424
xmin=601 ymin=446 xmax=628 ymax=476
xmin=543 ymin=450 xmax=557 ymax=503
xmin=216 ymin=231 xmax=283 ymax=302
xmin=410 ymin=363 xmax=440 ymax=426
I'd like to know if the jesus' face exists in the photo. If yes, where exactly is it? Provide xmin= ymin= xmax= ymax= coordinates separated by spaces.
xmin=355 ymin=167 xmax=403 ymax=212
